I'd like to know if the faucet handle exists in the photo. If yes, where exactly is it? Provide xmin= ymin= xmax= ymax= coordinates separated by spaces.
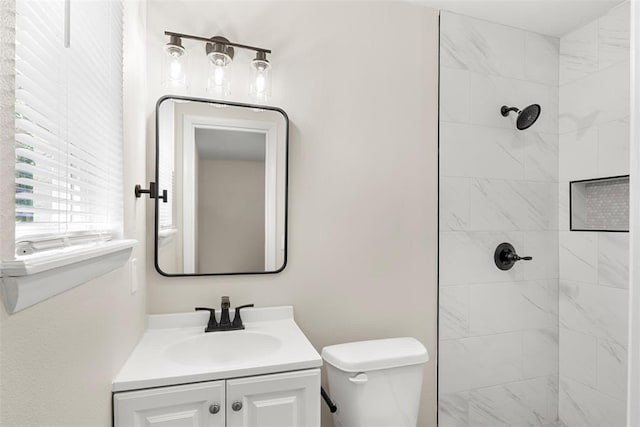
xmin=221 ymin=296 xmax=230 ymax=308
xmin=195 ymin=307 xmax=218 ymax=331
xmin=232 ymin=304 xmax=254 ymax=328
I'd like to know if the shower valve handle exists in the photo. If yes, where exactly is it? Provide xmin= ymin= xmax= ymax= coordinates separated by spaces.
xmin=494 ymin=242 xmax=533 ymax=271
xmin=507 ymin=253 xmax=532 ymax=261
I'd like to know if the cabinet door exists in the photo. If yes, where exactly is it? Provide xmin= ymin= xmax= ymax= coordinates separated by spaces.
xmin=114 ymin=381 xmax=225 ymax=427
xmin=226 ymin=369 xmax=320 ymax=427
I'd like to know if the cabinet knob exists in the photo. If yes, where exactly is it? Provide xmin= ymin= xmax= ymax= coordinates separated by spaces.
xmin=232 ymin=401 xmax=243 ymax=411
xmin=209 ymin=403 xmax=220 ymax=414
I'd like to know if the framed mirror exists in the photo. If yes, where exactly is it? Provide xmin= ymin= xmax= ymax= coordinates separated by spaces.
xmin=154 ymin=96 xmax=288 ymax=276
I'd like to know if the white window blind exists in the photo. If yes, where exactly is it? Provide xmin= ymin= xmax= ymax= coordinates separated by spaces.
xmin=157 ymin=100 xmax=175 ymax=231
xmin=15 ymin=0 xmax=123 ymax=254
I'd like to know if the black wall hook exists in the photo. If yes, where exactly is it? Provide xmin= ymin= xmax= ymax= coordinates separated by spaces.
xmin=135 ymin=182 xmax=167 ymax=203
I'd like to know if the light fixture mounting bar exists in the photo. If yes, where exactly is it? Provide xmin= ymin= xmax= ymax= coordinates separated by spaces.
xmin=164 ymin=31 xmax=271 ymax=54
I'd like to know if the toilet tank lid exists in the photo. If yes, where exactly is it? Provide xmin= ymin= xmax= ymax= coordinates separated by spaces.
xmin=321 ymin=337 xmax=429 ymax=372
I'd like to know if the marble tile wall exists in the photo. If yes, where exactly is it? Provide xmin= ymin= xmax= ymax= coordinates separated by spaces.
xmin=439 ymin=11 xmax=560 ymax=427
xmin=558 ymin=2 xmax=630 ymax=426
xmin=439 ymin=4 xmax=631 ymax=426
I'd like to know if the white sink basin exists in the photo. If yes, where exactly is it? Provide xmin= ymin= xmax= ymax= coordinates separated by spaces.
xmin=112 ymin=306 xmax=323 ymax=392
xmin=165 ymin=331 xmax=282 ymax=366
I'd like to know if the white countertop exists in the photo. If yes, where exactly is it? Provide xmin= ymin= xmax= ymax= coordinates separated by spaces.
xmin=112 ymin=306 xmax=322 ymax=392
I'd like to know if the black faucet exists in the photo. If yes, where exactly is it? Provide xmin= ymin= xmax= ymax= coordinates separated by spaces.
xmin=195 ymin=296 xmax=254 ymax=333
xmin=232 ymin=303 xmax=255 ymax=329
xmin=219 ymin=296 xmax=232 ymax=329
xmin=194 ymin=307 xmax=219 ymax=333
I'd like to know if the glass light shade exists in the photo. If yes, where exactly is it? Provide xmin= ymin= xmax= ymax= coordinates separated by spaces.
xmin=249 ymin=58 xmax=271 ymax=102
xmin=207 ymin=61 xmax=231 ymax=97
xmin=162 ymin=43 xmax=187 ymax=89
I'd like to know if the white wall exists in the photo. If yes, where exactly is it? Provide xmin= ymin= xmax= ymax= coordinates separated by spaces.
xmin=0 ymin=2 xmax=148 ymax=425
xmin=145 ymin=1 xmax=439 ymax=425
xmin=557 ymin=2 xmax=630 ymax=425
xmin=438 ymin=11 xmax=560 ymax=426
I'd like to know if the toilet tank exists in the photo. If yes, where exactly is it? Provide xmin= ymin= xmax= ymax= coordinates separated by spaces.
xmin=321 ymin=337 xmax=429 ymax=427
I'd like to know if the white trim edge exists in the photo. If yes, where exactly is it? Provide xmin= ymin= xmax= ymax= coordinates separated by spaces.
xmin=0 ymin=239 xmax=137 ymax=314
xmin=627 ymin=0 xmax=640 ymax=424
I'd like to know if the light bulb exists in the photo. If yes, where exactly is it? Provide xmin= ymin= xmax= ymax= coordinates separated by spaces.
xmin=255 ymin=74 xmax=266 ymax=93
xmin=214 ymin=66 xmax=225 ymax=86
xmin=169 ymin=58 xmax=182 ymax=80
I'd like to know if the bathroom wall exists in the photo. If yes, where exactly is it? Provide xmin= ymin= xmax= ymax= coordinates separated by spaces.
xmin=438 ymin=11 xmax=560 ymax=426
xmin=557 ymin=2 xmax=630 ymax=425
xmin=0 ymin=2 xmax=148 ymax=425
xmin=145 ymin=1 xmax=439 ymax=426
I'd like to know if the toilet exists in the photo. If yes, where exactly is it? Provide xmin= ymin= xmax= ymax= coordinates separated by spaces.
xmin=321 ymin=337 xmax=429 ymax=427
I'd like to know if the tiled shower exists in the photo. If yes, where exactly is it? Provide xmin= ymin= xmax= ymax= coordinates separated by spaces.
xmin=438 ymin=3 xmax=630 ymax=426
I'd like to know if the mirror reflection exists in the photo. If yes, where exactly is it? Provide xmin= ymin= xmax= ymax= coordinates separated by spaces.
xmin=155 ymin=97 xmax=288 ymax=276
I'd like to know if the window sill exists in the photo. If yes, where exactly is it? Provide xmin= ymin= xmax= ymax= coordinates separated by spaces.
xmin=158 ymin=228 xmax=177 ymax=246
xmin=1 ymin=239 xmax=137 ymax=314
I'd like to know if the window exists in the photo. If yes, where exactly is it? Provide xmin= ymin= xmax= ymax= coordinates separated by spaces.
xmin=0 ymin=0 xmax=135 ymax=314
xmin=14 ymin=0 xmax=124 ymax=254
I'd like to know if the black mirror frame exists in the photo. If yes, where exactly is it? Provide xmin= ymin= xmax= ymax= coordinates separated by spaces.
xmin=154 ymin=95 xmax=289 ymax=277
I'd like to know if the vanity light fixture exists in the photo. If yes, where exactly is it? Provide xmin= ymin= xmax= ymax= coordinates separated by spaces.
xmin=162 ymin=31 xmax=273 ymax=102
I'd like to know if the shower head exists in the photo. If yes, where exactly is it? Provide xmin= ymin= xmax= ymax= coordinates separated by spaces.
xmin=500 ymin=104 xmax=541 ymax=130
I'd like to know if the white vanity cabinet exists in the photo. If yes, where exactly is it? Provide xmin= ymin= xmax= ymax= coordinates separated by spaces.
xmin=226 ymin=369 xmax=320 ymax=427
xmin=114 ymin=381 xmax=225 ymax=427
xmin=113 ymin=369 xmax=320 ymax=427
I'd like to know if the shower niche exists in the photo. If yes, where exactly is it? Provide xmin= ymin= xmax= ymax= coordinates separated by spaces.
xmin=570 ymin=175 xmax=630 ymax=232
